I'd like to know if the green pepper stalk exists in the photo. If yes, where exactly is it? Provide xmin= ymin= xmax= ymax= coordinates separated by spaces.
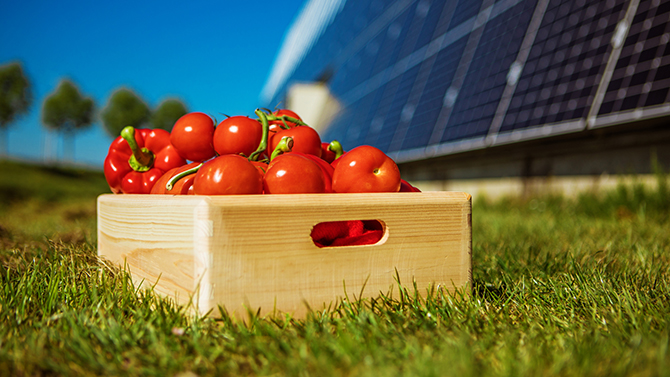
xmin=121 ymin=126 xmax=155 ymax=172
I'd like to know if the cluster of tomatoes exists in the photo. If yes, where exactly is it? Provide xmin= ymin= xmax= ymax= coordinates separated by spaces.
xmin=103 ymin=109 xmax=420 ymax=195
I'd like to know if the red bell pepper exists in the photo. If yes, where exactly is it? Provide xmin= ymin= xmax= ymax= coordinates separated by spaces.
xmin=400 ymin=179 xmax=421 ymax=192
xmin=104 ymin=126 xmax=186 ymax=194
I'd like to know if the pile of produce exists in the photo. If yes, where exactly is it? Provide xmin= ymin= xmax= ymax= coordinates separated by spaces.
xmin=103 ymin=108 xmax=420 ymax=195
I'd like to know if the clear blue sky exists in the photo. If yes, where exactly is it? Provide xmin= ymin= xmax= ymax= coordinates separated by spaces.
xmin=0 ymin=0 xmax=306 ymax=168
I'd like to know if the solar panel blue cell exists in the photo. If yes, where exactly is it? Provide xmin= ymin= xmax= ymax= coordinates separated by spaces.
xmin=448 ymin=0 xmax=484 ymax=31
xmin=362 ymin=75 xmax=405 ymax=147
xmin=597 ymin=0 xmax=670 ymax=116
xmin=367 ymin=0 xmax=389 ymax=21
xmin=440 ymin=0 xmax=534 ymax=143
xmin=338 ymin=88 xmax=383 ymax=145
xmin=346 ymin=74 xmax=402 ymax=146
xmin=499 ymin=0 xmax=627 ymax=133
xmin=375 ymin=65 xmax=421 ymax=152
xmin=399 ymin=36 xmax=469 ymax=150
xmin=413 ymin=0 xmax=447 ymax=50
xmin=370 ymin=9 xmax=413 ymax=77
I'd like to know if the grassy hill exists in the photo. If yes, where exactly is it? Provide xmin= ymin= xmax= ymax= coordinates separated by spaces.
xmin=1 ymin=159 xmax=669 ymax=376
xmin=0 ymin=159 xmax=110 ymax=249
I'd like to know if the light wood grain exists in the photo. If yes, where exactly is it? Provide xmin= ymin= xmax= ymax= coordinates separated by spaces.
xmin=97 ymin=192 xmax=471 ymax=318
xmin=97 ymin=195 xmax=206 ymax=304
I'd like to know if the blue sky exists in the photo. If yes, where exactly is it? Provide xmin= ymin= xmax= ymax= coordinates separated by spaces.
xmin=0 ymin=0 xmax=306 ymax=168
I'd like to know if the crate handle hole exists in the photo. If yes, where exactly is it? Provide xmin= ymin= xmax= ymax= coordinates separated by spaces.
xmin=310 ymin=220 xmax=387 ymax=248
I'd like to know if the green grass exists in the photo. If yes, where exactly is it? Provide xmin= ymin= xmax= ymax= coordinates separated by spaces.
xmin=1 ymin=159 xmax=670 ymax=376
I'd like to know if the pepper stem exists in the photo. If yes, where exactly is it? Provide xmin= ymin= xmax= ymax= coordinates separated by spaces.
xmin=327 ymin=140 xmax=344 ymax=159
xmin=249 ymin=109 xmax=270 ymax=161
xmin=270 ymin=137 xmax=293 ymax=161
xmin=166 ymin=163 xmax=203 ymax=191
xmin=121 ymin=126 xmax=154 ymax=171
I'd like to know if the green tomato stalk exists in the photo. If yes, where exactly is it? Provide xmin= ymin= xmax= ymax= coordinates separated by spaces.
xmin=265 ymin=113 xmax=309 ymax=129
xmin=270 ymin=137 xmax=294 ymax=161
xmin=165 ymin=162 xmax=203 ymax=191
xmin=327 ymin=140 xmax=344 ymax=159
xmin=248 ymin=109 xmax=270 ymax=162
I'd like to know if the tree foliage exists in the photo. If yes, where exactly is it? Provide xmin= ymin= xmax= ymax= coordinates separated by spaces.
xmin=150 ymin=98 xmax=188 ymax=131
xmin=101 ymin=88 xmax=150 ymax=138
xmin=0 ymin=61 xmax=32 ymax=130
xmin=42 ymin=79 xmax=95 ymax=133
xmin=41 ymin=79 xmax=96 ymax=161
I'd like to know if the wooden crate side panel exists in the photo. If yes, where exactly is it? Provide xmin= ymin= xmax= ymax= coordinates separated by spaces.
xmin=193 ymin=192 xmax=471 ymax=318
xmin=461 ymin=198 xmax=473 ymax=294
xmin=97 ymin=195 xmax=206 ymax=305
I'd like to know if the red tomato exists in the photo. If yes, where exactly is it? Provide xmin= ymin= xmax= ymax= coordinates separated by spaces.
xmin=263 ymin=154 xmax=326 ymax=194
xmin=213 ymin=116 xmax=263 ymax=157
xmin=170 ymin=112 xmax=216 ymax=162
xmin=268 ymin=109 xmax=302 ymax=133
xmin=292 ymin=152 xmax=334 ymax=193
xmin=192 ymin=155 xmax=263 ymax=195
xmin=268 ymin=126 xmax=322 ymax=158
xmin=151 ymin=162 xmax=201 ymax=195
xmin=330 ymin=151 xmax=347 ymax=169
xmin=332 ymin=145 xmax=401 ymax=193
xmin=250 ymin=160 xmax=268 ymax=175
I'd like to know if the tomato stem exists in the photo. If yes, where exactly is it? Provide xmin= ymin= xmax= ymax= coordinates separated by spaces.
xmin=166 ymin=162 xmax=203 ymax=191
xmin=121 ymin=126 xmax=155 ymax=172
xmin=249 ymin=109 xmax=270 ymax=161
xmin=270 ymin=137 xmax=293 ymax=161
xmin=327 ymin=140 xmax=344 ymax=159
xmin=265 ymin=114 xmax=308 ymax=128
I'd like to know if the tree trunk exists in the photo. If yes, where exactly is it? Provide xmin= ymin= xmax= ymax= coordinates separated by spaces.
xmin=0 ymin=128 xmax=7 ymax=158
xmin=63 ymin=130 xmax=75 ymax=163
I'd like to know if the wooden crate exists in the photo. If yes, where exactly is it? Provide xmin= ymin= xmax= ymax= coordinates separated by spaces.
xmin=97 ymin=192 xmax=471 ymax=318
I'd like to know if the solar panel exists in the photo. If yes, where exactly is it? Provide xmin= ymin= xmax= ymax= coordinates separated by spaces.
xmin=448 ymin=0 xmax=484 ymax=31
xmin=393 ymin=38 xmax=469 ymax=150
xmin=487 ymin=0 xmax=630 ymax=145
xmin=263 ymin=0 xmax=670 ymax=163
xmin=372 ymin=65 xmax=422 ymax=150
xmin=437 ymin=0 xmax=536 ymax=144
xmin=413 ymin=0 xmax=449 ymax=50
xmin=594 ymin=0 xmax=670 ymax=127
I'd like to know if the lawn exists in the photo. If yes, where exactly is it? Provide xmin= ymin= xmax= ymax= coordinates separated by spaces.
xmin=1 ymin=159 xmax=669 ymax=376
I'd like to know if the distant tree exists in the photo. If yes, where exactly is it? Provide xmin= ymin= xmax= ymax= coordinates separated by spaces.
xmin=150 ymin=98 xmax=188 ymax=131
xmin=42 ymin=79 xmax=95 ymax=162
xmin=0 ymin=62 xmax=32 ymax=156
xmin=101 ymin=88 xmax=150 ymax=138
